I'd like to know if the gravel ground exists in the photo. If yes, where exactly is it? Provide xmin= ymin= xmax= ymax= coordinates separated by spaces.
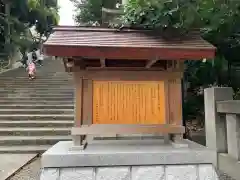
xmin=8 ymin=158 xmax=236 ymax=180
xmin=9 ymin=158 xmax=41 ymax=180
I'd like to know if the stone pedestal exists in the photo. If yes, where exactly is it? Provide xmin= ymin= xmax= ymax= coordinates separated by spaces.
xmin=40 ymin=139 xmax=219 ymax=180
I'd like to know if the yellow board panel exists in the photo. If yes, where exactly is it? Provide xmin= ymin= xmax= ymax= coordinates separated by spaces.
xmin=93 ymin=81 xmax=166 ymax=125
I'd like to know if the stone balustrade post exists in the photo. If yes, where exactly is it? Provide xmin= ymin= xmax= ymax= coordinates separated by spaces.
xmin=226 ymin=114 xmax=240 ymax=160
xmin=204 ymin=87 xmax=233 ymax=157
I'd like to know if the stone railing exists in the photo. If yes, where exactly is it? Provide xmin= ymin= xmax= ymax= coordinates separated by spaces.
xmin=204 ymin=87 xmax=240 ymax=179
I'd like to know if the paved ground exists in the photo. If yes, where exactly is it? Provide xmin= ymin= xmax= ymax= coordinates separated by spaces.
xmin=0 ymin=154 xmax=37 ymax=180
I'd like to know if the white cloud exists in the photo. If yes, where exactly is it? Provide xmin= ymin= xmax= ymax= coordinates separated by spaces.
xmin=58 ymin=0 xmax=75 ymax=26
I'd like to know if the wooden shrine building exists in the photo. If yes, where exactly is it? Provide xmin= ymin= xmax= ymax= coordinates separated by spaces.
xmin=44 ymin=26 xmax=216 ymax=149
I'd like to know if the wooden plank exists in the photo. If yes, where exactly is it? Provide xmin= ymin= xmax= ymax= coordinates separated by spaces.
xmin=93 ymin=81 xmax=165 ymax=124
xmin=72 ymin=124 xmax=185 ymax=135
xmin=73 ymin=72 xmax=83 ymax=127
xmin=77 ymin=71 xmax=183 ymax=81
xmin=82 ymin=79 xmax=93 ymax=125
xmin=146 ymin=59 xmax=158 ymax=68
xmin=86 ymin=67 xmax=165 ymax=71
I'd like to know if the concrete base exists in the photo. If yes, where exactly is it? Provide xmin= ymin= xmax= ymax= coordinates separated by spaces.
xmin=41 ymin=139 xmax=219 ymax=180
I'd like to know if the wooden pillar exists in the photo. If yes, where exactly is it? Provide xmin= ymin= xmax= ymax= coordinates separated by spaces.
xmin=73 ymin=72 xmax=83 ymax=127
xmin=164 ymin=80 xmax=170 ymax=143
xmin=82 ymin=79 xmax=93 ymax=125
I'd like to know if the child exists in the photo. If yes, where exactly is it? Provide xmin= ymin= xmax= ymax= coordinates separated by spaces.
xmin=27 ymin=61 xmax=36 ymax=80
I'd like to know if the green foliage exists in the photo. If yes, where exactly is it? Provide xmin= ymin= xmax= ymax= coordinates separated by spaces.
xmin=120 ymin=0 xmax=201 ymax=34
xmin=0 ymin=0 xmax=59 ymax=68
xmin=71 ymin=0 xmax=120 ymax=25
xmin=0 ymin=0 xmax=59 ymax=46
xmin=199 ymin=0 xmax=240 ymax=63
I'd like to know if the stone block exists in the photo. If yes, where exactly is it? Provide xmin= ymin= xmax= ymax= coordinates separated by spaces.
xmin=59 ymin=168 xmax=94 ymax=180
xmin=132 ymin=166 xmax=165 ymax=180
xmin=96 ymin=167 xmax=130 ymax=180
xmin=40 ymin=168 xmax=59 ymax=180
xmin=198 ymin=164 xmax=219 ymax=180
xmin=42 ymin=141 xmax=216 ymax=168
xmin=165 ymin=165 xmax=197 ymax=180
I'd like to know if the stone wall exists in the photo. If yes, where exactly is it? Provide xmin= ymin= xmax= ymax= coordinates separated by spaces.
xmin=41 ymin=164 xmax=218 ymax=180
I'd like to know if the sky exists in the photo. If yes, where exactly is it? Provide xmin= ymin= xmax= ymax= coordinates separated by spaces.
xmin=58 ymin=0 xmax=75 ymax=26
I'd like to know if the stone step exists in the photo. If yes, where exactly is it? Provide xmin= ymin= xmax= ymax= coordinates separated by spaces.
xmin=0 ymin=100 xmax=74 ymax=105
xmin=0 ymin=89 xmax=74 ymax=94
xmin=0 ymin=81 xmax=72 ymax=83
xmin=0 ymin=109 xmax=74 ymax=115
xmin=0 ymin=90 xmax=74 ymax=94
xmin=1 ymin=83 xmax=73 ymax=85
xmin=0 ymin=77 xmax=72 ymax=80
xmin=0 ymin=145 xmax=51 ymax=153
xmin=0 ymin=94 xmax=74 ymax=98
xmin=0 ymin=87 xmax=73 ymax=89
xmin=0 ymin=94 xmax=73 ymax=98
xmin=0 ymin=120 xmax=73 ymax=127
xmin=0 ymin=114 xmax=74 ymax=120
xmin=0 ymin=81 xmax=73 ymax=84
xmin=0 ymin=77 xmax=72 ymax=79
xmin=0 ymin=104 xmax=74 ymax=109
xmin=1 ymin=86 xmax=73 ymax=89
xmin=0 ymin=97 xmax=74 ymax=101
xmin=0 ymin=127 xmax=70 ymax=136
xmin=0 ymin=79 xmax=73 ymax=82
xmin=0 ymin=136 xmax=71 ymax=146
xmin=2 ymin=85 xmax=72 ymax=88
xmin=0 ymin=77 xmax=71 ymax=79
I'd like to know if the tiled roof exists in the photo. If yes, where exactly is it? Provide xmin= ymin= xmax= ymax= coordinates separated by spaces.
xmin=46 ymin=26 xmax=214 ymax=49
xmin=44 ymin=26 xmax=216 ymax=60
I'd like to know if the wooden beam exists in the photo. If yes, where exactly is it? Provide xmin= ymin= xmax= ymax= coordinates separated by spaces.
xmin=146 ymin=58 xmax=158 ymax=68
xmin=86 ymin=67 xmax=165 ymax=71
xmin=72 ymin=124 xmax=185 ymax=136
xmin=44 ymin=45 xmax=216 ymax=60
xmin=100 ymin=58 xmax=106 ymax=68
xmin=72 ymin=57 xmax=86 ymax=69
xmin=77 ymin=70 xmax=183 ymax=81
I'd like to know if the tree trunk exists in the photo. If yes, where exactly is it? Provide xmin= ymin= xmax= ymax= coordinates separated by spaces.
xmin=4 ymin=2 xmax=14 ymax=68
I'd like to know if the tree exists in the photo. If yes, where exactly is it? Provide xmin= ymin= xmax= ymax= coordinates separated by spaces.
xmin=120 ymin=0 xmax=201 ymax=35
xmin=71 ymin=0 xmax=121 ymax=26
xmin=0 ymin=0 xmax=59 ymax=68
xmin=27 ymin=0 xmax=59 ymax=39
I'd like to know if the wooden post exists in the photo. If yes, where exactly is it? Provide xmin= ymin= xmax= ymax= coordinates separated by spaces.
xmin=73 ymin=72 xmax=83 ymax=127
xmin=164 ymin=80 xmax=170 ymax=143
xmin=72 ymin=72 xmax=86 ymax=147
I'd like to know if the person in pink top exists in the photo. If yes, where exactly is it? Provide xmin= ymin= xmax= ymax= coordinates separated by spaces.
xmin=26 ymin=49 xmax=37 ymax=80
xmin=27 ymin=61 xmax=36 ymax=79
